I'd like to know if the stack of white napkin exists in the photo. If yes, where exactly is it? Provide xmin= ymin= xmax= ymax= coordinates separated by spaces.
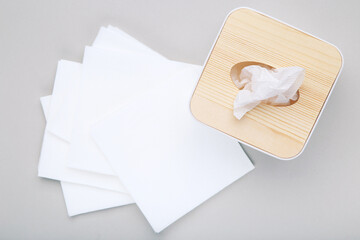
xmin=39 ymin=25 xmax=254 ymax=233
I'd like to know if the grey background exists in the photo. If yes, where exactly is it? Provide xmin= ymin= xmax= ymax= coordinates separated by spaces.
xmin=0 ymin=0 xmax=359 ymax=239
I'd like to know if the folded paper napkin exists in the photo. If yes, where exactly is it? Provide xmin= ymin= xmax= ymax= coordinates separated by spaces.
xmin=233 ymin=65 xmax=305 ymax=120
xmin=38 ymin=25 xmax=255 ymax=232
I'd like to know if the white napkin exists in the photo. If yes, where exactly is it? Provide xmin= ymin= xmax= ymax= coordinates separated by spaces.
xmin=40 ymin=95 xmax=134 ymax=216
xmin=233 ymin=65 xmax=305 ymax=119
xmin=91 ymin=66 xmax=255 ymax=232
xmin=39 ymin=25 xmax=255 ymax=223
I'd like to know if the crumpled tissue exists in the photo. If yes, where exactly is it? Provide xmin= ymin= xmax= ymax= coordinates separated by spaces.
xmin=233 ymin=65 xmax=305 ymax=119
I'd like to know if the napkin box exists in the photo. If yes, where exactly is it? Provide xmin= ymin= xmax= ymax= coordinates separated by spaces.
xmin=190 ymin=8 xmax=343 ymax=160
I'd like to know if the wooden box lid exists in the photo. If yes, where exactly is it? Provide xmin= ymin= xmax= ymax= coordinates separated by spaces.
xmin=190 ymin=8 xmax=343 ymax=159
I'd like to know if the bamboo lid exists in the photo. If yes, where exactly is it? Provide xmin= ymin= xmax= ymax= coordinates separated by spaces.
xmin=190 ymin=8 xmax=343 ymax=159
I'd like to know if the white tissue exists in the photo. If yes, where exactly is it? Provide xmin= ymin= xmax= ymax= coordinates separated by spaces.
xmin=233 ymin=65 xmax=305 ymax=119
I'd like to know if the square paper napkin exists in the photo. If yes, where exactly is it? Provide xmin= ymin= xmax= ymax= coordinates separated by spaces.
xmin=38 ymin=25 xmax=254 ymax=231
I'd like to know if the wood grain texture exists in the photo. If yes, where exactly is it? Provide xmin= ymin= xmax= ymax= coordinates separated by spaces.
xmin=190 ymin=8 xmax=342 ymax=159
